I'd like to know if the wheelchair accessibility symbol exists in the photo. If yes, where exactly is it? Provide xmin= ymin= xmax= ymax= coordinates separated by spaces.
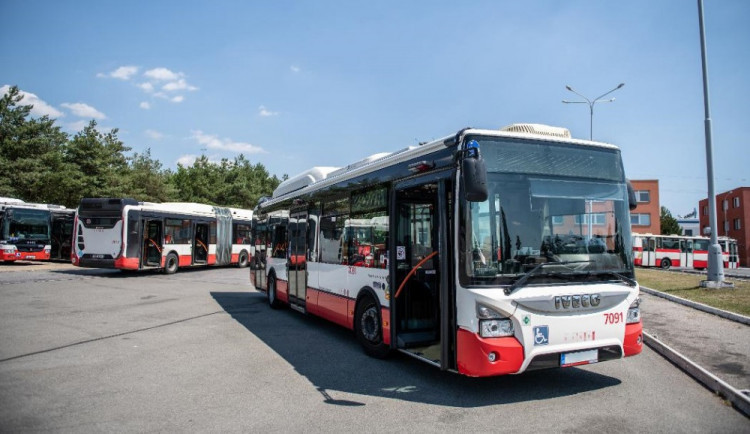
xmin=533 ymin=325 xmax=549 ymax=346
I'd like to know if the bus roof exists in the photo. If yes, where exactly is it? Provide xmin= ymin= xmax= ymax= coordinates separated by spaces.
xmin=262 ymin=124 xmax=621 ymax=209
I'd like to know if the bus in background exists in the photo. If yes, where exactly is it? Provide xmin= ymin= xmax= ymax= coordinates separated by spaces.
xmin=251 ymin=123 xmax=642 ymax=377
xmin=72 ymin=198 xmax=254 ymax=273
xmin=632 ymin=233 xmax=738 ymax=270
xmin=1 ymin=198 xmax=73 ymax=262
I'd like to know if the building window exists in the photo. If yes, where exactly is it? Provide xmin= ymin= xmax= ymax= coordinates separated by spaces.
xmin=575 ymin=213 xmax=606 ymax=225
xmin=724 ymin=221 xmax=729 ymax=233
xmin=734 ymin=218 xmax=741 ymax=230
xmin=631 ymin=213 xmax=651 ymax=226
xmin=635 ymin=190 xmax=650 ymax=203
xmin=551 ymin=215 xmax=564 ymax=225
xmin=734 ymin=197 xmax=740 ymax=208
xmin=722 ymin=199 xmax=729 ymax=211
xmin=703 ymin=206 xmax=708 ymax=216
xmin=684 ymin=229 xmax=694 ymax=236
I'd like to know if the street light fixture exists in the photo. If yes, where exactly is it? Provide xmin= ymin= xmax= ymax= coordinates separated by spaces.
xmin=562 ymin=83 xmax=625 ymax=140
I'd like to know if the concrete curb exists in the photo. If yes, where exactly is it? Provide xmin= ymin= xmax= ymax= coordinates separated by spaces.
xmin=643 ymin=332 xmax=750 ymax=418
xmin=640 ymin=286 xmax=750 ymax=326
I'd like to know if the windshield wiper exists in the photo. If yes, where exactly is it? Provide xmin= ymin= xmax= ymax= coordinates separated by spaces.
xmin=505 ymin=260 xmax=593 ymax=295
xmin=584 ymin=270 xmax=637 ymax=287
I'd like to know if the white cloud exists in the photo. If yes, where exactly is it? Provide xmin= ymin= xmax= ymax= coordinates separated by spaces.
xmin=290 ymin=65 xmax=300 ymax=73
xmin=145 ymin=129 xmax=163 ymax=140
xmin=258 ymin=105 xmax=279 ymax=117
xmin=138 ymin=82 xmax=154 ymax=93
xmin=97 ymin=66 xmax=139 ymax=80
xmin=190 ymin=130 xmax=266 ymax=154
xmin=171 ymin=95 xmax=184 ymax=103
xmin=61 ymin=102 xmax=106 ymax=119
xmin=1 ymin=85 xmax=64 ymax=118
xmin=162 ymin=79 xmax=198 ymax=92
xmin=176 ymin=154 xmax=198 ymax=166
xmin=144 ymin=67 xmax=182 ymax=81
xmin=140 ymin=101 xmax=150 ymax=109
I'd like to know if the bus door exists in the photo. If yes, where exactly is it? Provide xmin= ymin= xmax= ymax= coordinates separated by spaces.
xmin=680 ymin=239 xmax=694 ymax=269
xmin=142 ymin=219 xmax=163 ymax=268
xmin=287 ymin=211 xmax=307 ymax=312
xmin=194 ymin=223 xmax=209 ymax=264
xmin=643 ymin=237 xmax=656 ymax=267
xmin=392 ymin=180 xmax=452 ymax=369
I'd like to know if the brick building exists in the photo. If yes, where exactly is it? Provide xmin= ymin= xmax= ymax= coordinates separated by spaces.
xmin=699 ymin=187 xmax=750 ymax=267
xmin=629 ymin=180 xmax=661 ymax=235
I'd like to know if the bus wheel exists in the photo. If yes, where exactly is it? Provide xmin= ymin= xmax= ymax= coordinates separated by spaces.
xmin=165 ymin=253 xmax=179 ymax=274
xmin=238 ymin=251 xmax=249 ymax=268
xmin=355 ymin=294 xmax=390 ymax=359
xmin=660 ymin=258 xmax=671 ymax=270
xmin=268 ymin=275 xmax=282 ymax=309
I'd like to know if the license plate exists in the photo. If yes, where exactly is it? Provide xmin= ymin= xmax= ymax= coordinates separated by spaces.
xmin=561 ymin=349 xmax=598 ymax=367
xmin=27 ymin=255 xmax=35 ymax=259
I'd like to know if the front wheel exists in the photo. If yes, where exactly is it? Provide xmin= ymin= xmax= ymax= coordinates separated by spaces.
xmin=660 ymin=258 xmax=671 ymax=270
xmin=355 ymin=294 xmax=390 ymax=359
xmin=164 ymin=253 xmax=179 ymax=274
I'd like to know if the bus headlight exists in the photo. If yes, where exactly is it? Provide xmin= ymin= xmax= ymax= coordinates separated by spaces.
xmin=477 ymin=303 xmax=514 ymax=338
xmin=480 ymin=319 xmax=514 ymax=338
xmin=626 ymin=298 xmax=641 ymax=324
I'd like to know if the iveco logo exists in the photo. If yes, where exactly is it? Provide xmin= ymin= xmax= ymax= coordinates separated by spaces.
xmin=555 ymin=294 xmax=601 ymax=309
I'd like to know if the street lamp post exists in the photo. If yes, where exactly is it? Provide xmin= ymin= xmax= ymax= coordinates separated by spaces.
xmin=697 ymin=0 xmax=728 ymax=287
xmin=563 ymin=83 xmax=625 ymax=140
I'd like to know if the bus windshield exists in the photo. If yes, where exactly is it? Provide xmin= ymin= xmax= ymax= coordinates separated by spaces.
xmin=3 ymin=208 xmax=51 ymax=241
xmin=462 ymin=137 xmax=633 ymax=287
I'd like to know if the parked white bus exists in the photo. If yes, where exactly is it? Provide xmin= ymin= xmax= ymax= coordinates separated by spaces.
xmin=632 ymin=233 xmax=739 ymax=270
xmin=250 ymin=124 xmax=642 ymax=377
xmin=73 ymin=198 xmax=254 ymax=273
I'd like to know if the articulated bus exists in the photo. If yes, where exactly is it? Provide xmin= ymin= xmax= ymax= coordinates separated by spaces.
xmin=250 ymin=124 xmax=642 ymax=377
xmin=632 ymin=233 xmax=739 ymax=270
xmin=73 ymin=198 xmax=254 ymax=273
xmin=1 ymin=198 xmax=74 ymax=262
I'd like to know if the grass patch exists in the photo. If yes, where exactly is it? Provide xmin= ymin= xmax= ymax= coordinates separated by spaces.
xmin=635 ymin=268 xmax=750 ymax=317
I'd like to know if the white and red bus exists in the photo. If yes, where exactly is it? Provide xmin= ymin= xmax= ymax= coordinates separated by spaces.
xmin=250 ymin=123 xmax=642 ymax=377
xmin=632 ymin=233 xmax=738 ymax=270
xmin=72 ymin=198 xmax=254 ymax=273
xmin=1 ymin=198 xmax=74 ymax=262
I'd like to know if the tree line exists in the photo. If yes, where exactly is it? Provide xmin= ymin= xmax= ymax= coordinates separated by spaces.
xmin=0 ymin=86 xmax=284 ymax=210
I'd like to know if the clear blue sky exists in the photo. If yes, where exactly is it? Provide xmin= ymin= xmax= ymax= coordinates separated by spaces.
xmin=1 ymin=0 xmax=748 ymax=216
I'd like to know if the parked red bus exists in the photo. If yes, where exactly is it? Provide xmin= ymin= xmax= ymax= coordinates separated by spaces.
xmin=1 ymin=198 xmax=74 ymax=262
xmin=632 ymin=233 xmax=738 ymax=270
xmin=72 ymin=198 xmax=254 ymax=273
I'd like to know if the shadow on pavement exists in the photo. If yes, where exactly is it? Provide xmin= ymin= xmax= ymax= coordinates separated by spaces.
xmin=211 ymin=290 xmax=622 ymax=408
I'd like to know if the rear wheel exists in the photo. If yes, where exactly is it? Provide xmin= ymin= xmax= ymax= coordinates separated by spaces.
xmin=355 ymin=294 xmax=390 ymax=358
xmin=238 ymin=251 xmax=249 ymax=268
xmin=268 ymin=275 xmax=282 ymax=309
xmin=660 ymin=258 xmax=671 ymax=269
xmin=164 ymin=253 xmax=179 ymax=274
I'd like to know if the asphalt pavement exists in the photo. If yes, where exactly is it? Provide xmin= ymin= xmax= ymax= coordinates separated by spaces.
xmin=639 ymin=269 xmax=750 ymax=416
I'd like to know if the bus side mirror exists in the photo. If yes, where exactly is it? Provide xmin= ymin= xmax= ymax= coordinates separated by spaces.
xmin=462 ymin=153 xmax=488 ymax=202
xmin=626 ymin=180 xmax=637 ymax=211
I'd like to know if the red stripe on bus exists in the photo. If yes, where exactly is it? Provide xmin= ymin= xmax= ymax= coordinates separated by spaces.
xmin=623 ymin=322 xmax=643 ymax=357
xmin=456 ymin=328 xmax=524 ymax=377
xmin=276 ymin=279 xmax=289 ymax=303
xmin=114 ymin=257 xmax=140 ymax=270
xmin=381 ymin=306 xmax=391 ymax=345
xmin=657 ymin=249 xmax=681 ymax=253
xmin=312 ymin=288 xmax=351 ymax=329
xmin=179 ymin=255 xmax=192 ymax=267
xmin=231 ymin=253 xmax=239 ymax=263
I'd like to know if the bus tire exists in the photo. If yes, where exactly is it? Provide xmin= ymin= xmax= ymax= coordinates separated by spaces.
xmin=355 ymin=294 xmax=390 ymax=359
xmin=238 ymin=251 xmax=249 ymax=268
xmin=660 ymin=258 xmax=671 ymax=269
xmin=267 ymin=275 xmax=282 ymax=309
xmin=164 ymin=253 xmax=179 ymax=274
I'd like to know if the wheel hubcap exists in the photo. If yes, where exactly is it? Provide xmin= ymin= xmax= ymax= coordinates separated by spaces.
xmin=361 ymin=306 xmax=380 ymax=342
